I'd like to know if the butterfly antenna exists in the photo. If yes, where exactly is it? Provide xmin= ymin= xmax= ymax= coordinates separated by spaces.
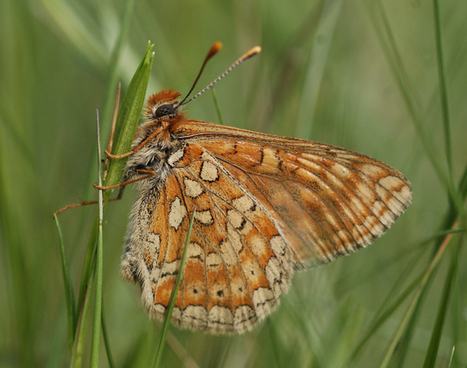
xmin=177 ymin=42 xmax=223 ymax=107
xmin=178 ymin=45 xmax=261 ymax=107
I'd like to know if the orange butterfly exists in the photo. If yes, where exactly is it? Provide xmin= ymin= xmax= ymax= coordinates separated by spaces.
xmin=99 ymin=43 xmax=412 ymax=334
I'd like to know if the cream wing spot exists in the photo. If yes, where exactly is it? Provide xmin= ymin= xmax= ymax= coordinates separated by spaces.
xmin=187 ymin=242 xmax=204 ymax=260
xmin=184 ymin=177 xmax=204 ymax=198
xmin=386 ymin=197 xmax=405 ymax=215
xmin=352 ymin=181 xmax=375 ymax=204
xmin=265 ymin=257 xmax=289 ymax=297
xmin=220 ymin=240 xmax=238 ymax=266
xmin=183 ymin=305 xmax=208 ymax=327
xmin=168 ymin=148 xmax=185 ymax=166
xmin=160 ymin=259 xmax=180 ymax=278
xmin=229 ymin=273 xmax=250 ymax=300
xmin=168 ymin=197 xmax=187 ymax=230
xmin=206 ymin=252 xmax=223 ymax=268
xmin=353 ymin=225 xmax=373 ymax=246
xmin=195 ymin=209 xmax=214 ymax=226
xmin=378 ymin=175 xmax=404 ymax=190
xmin=200 ymin=161 xmax=219 ymax=182
xmin=363 ymin=215 xmax=385 ymax=236
xmin=252 ymin=288 xmax=276 ymax=315
xmin=234 ymin=305 xmax=256 ymax=331
xmin=270 ymin=235 xmax=288 ymax=259
xmin=227 ymin=209 xmax=246 ymax=230
xmin=154 ymin=303 xmax=166 ymax=315
xmin=394 ymin=183 xmax=412 ymax=204
xmin=227 ymin=222 xmax=244 ymax=254
xmin=171 ymin=306 xmax=182 ymax=321
xmin=375 ymin=185 xmax=400 ymax=216
xmin=142 ymin=233 xmax=161 ymax=271
xmin=208 ymin=306 xmax=234 ymax=329
xmin=146 ymin=233 xmax=161 ymax=249
xmin=232 ymin=195 xmax=255 ymax=213
xmin=371 ymin=200 xmax=393 ymax=227
xmin=149 ymin=267 xmax=161 ymax=286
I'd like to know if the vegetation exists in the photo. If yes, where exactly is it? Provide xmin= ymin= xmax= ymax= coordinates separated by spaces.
xmin=0 ymin=0 xmax=465 ymax=366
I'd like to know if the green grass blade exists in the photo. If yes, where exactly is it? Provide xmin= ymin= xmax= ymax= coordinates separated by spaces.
xmin=378 ymin=227 xmax=458 ymax=368
xmin=71 ymin=269 xmax=94 ymax=368
xmin=103 ymin=42 xmax=155 ymax=189
xmin=422 ymin=251 xmax=456 ymax=368
xmin=366 ymin=0 xmax=441 ymax=173
xmin=458 ymin=164 xmax=467 ymax=198
xmin=349 ymin=268 xmax=424 ymax=364
xmin=90 ymin=111 xmax=105 ymax=368
xmin=448 ymin=346 xmax=455 ymax=368
xmin=76 ymin=41 xmax=154 ymax=316
xmin=82 ymin=0 xmax=138 ymax=202
xmin=102 ymin=0 xmax=137 ymax=134
xmin=390 ymin=281 xmax=430 ymax=367
xmin=101 ymin=301 xmax=116 ymax=368
xmin=70 ymin=42 xmax=154 ymax=366
xmin=153 ymin=209 xmax=196 ymax=368
xmin=37 ymin=0 xmax=106 ymax=68
xmin=367 ymin=0 xmax=465 ymax=217
xmin=432 ymin=0 xmax=453 ymax=183
xmin=53 ymin=214 xmax=77 ymax=350
xmin=295 ymin=0 xmax=342 ymax=140
xmin=76 ymin=221 xmax=98 ymax=328
xmin=211 ymin=88 xmax=225 ymax=125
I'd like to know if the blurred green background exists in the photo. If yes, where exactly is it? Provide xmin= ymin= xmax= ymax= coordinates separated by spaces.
xmin=1 ymin=0 xmax=466 ymax=367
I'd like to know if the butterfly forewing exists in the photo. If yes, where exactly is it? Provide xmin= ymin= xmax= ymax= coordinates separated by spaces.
xmin=173 ymin=121 xmax=412 ymax=268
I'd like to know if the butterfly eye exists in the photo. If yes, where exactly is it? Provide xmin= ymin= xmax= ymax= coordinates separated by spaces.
xmin=155 ymin=104 xmax=176 ymax=118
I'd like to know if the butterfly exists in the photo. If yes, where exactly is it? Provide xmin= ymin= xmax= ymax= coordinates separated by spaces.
xmin=100 ymin=43 xmax=412 ymax=334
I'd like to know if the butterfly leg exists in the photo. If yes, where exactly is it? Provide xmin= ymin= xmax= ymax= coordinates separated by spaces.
xmin=93 ymin=169 xmax=156 ymax=190
xmin=55 ymin=166 xmax=153 ymax=215
xmin=104 ymin=125 xmax=165 ymax=159
xmin=54 ymin=186 xmax=126 ymax=215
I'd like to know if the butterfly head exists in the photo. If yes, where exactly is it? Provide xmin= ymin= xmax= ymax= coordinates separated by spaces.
xmin=145 ymin=89 xmax=184 ymax=123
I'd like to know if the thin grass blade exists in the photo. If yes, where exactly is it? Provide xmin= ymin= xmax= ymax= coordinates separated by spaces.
xmin=211 ymin=88 xmax=225 ymax=125
xmin=53 ymin=214 xmax=77 ymax=350
xmin=71 ymin=270 xmax=94 ymax=368
xmin=101 ymin=301 xmax=116 ymax=368
xmin=102 ymin=0 xmax=137 ymax=134
xmin=71 ymin=43 xmax=154 ymax=367
xmin=90 ymin=110 xmax=105 ymax=367
xmin=432 ymin=0 xmax=454 ymax=183
xmin=422 ymin=251 xmax=456 ymax=368
xmin=103 ymin=42 xmax=155 ymax=189
xmin=367 ymin=0 xmax=464 ymax=217
xmin=75 ymin=42 xmax=154 ymax=318
xmin=378 ymin=223 xmax=459 ymax=368
xmin=153 ymin=209 xmax=197 ymax=368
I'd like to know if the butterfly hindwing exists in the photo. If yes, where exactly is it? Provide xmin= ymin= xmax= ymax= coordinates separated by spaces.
xmin=123 ymin=144 xmax=293 ymax=333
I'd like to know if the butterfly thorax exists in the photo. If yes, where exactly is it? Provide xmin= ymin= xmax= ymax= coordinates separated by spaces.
xmin=123 ymin=89 xmax=187 ymax=190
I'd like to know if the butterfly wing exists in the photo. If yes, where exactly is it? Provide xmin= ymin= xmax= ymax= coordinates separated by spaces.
xmin=172 ymin=120 xmax=412 ymax=268
xmin=121 ymin=148 xmax=293 ymax=333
